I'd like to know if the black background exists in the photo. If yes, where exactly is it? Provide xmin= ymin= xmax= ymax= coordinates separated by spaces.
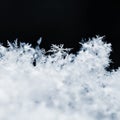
xmin=0 ymin=0 xmax=120 ymax=69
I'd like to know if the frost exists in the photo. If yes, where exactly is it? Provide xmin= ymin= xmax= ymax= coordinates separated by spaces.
xmin=0 ymin=36 xmax=120 ymax=120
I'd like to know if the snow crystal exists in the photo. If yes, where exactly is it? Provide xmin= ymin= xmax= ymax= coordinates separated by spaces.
xmin=0 ymin=36 xmax=120 ymax=120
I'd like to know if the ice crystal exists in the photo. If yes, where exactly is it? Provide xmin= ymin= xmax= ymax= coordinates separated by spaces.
xmin=0 ymin=36 xmax=120 ymax=120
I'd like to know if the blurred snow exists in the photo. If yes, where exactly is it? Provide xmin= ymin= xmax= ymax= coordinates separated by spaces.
xmin=0 ymin=36 xmax=120 ymax=120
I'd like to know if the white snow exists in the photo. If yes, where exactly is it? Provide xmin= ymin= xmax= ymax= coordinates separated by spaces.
xmin=0 ymin=36 xmax=120 ymax=120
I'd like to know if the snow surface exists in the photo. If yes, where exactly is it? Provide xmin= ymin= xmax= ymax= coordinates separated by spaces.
xmin=0 ymin=36 xmax=120 ymax=120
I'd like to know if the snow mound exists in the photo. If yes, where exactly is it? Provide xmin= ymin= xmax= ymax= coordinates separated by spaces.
xmin=0 ymin=36 xmax=120 ymax=120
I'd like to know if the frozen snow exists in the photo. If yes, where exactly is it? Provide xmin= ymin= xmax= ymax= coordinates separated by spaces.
xmin=0 ymin=36 xmax=120 ymax=120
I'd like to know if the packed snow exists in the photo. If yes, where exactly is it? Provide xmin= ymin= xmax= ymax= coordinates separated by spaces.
xmin=0 ymin=36 xmax=120 ymax=120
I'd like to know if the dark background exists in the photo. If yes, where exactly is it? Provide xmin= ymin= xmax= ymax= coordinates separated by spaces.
xmin=0 ymin=0 xmax=120 ymax=69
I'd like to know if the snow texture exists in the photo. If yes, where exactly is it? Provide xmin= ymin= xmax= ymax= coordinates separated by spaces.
xmin=0 ymin=36 xmax=120 ymax=120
